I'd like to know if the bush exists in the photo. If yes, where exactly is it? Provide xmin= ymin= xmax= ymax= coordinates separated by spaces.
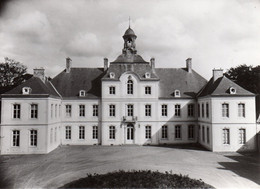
xmin=60 ymin=170 xmax=214 ymax=188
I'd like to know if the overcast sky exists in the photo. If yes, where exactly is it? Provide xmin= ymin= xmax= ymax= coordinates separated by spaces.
xmin=0 ymin=0 xmax=259 ymax=79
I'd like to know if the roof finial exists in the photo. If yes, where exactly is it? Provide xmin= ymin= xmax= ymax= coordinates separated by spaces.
xmin=129 ymin=16 xmax=131 ymax=28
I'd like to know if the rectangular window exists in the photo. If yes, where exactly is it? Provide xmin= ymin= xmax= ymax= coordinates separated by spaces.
xmin=188 ymin=104 xmax=194 ymax=117
xmin=175 ymin=104 xmax=181 ymax=117
xmin=145 ymin=104 xmax=151 ymax=116
xmin=145 ymin=126 xmax=151 ymax=139
xmin=202 ymin=103 xmax=205 ymax=117
xmin=51 ymin=104 xmax=53 ymax=118
xmin=59 ymin=105 xmax=61 ymax=117
xmin=93 ymin=105 xmax=98 ymax=117
xmin=127 ymin=104 xmax=134 ymax=116
xmin=79 ymin=126 xmax=85 ymax=139
xmin=206 ymin=103 xmax=209 ymax=118
xmin=222 ymin=103 xmax=229 ymax=117
xmin=50 ymin=128 xmax=53 ymax=144
xmin=127 ymin=80 xmax=133 ymax=94
xmin=175 ymin=125 xmax=181 ymax=139
xmin=54 ymin=127 xmax=57 ymax=142
xmin=55 ymin=104 xmax=57 ymax=118
xmin=238 ymin=103 xmax=245 ymax=117
xmin=79 ymin=105 xmax=85 ymax=117
xmin=109 ymin=86 xmax=115 ymax=95
xmin=12 ymin=130 xmax=20 ymax=147
xmin=145 ymin=86 xmax=151 ymax=94
xmin=162 ymin=125 xmax=168 ymax=139
xmin=161 ymin=105 xmax=167 ymax=116
xmin=13 ymin=104 xmax=21 ymax=119
xmin=109 ymin=126 xmax=115 ymax=139
xmin=223 ymin=128 xmax=230 ymax=144
xmin=31 ymin=104 xmax=38 ymax=119
xmin=93 ymin=126 xmax=98 ymax=139
xmin=198 ymin=104 xmax=200 ymax=117
xmin=239 ymin=129 xmax=246 ymax=144
xmin=30 ymin=130 xmax=37 ymax=146
xmin=188 ymin=125 xmax=194 ymax=139
xmin=65 ymin=126 xmax=71 ymax=139
xmin=109 ymin=105 xmax=115 ymax=116
xmin=202 ymin=126 xmax=205 ymax=142
xmin=65 ymin=105 xmax=72 ymax=117
xmin=207 ymin=127 xmax=210 ymax=143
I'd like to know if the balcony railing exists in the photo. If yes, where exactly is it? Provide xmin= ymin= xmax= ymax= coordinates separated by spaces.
xmin=122 ymin=116 xmax=137 ymax=123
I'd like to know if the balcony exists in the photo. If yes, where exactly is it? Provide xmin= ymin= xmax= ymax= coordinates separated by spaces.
xmin=122 ymin=116 xmax=137 ymax=123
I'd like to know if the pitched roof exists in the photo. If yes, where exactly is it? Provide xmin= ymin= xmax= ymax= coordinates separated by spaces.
xmin=51 ymin=68 xmax=105 ymax=98
xmin=155 ymin=68 xmax=207 ymax=98
xmin=111 ymin=54 xmax=148 ymax=64
xmin=103 ymin=63 xmax=159 ymax=81
xmin=2 ymin=77 xmax=60 ymax=98
xmin=198 ymin=76 xmax=255 ymax=97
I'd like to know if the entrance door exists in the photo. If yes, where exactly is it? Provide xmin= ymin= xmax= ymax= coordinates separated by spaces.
xmin=126 ymin=124 xmax=134 ymax=144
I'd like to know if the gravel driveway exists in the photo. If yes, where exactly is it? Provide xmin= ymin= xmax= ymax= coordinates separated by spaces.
xmin=0 ymin=145 xmax=260 ymax=188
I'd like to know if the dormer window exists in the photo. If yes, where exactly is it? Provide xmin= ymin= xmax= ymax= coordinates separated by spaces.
xmin=174 ymin=90 xmax=181 ymax=97
xmin=145 ymin=72 xmax=151 ymax=78
xmin=79 ymin=90 xmax=86 ymax=97
xmin=229 ymin=87 xmax=236 ymax=94
xmin=109 ymin=72 xmax=115 ymax=78
xmin=22 ymin=87 xmax=31 ymax=94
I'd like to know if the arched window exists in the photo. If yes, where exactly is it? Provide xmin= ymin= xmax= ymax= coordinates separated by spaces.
xmin=127 ymin=80 xmax=133 ymax=94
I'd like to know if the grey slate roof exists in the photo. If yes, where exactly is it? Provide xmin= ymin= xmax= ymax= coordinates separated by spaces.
xmin=51 ymin=68 xmax=105 ymax=98
xmin=2 ymin=77 xmax=60 ymax=98
xmin=102 ymin=63 xmax=159 ymax=81
xmin=198 ymin=76 xmax=255 ymax=97
xmin=111 ymin=54 xmax=148 ymax=64
xmin=155 ymin=68 xmax=207 ymax=98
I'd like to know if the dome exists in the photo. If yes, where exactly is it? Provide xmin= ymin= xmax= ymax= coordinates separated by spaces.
xmin=124 ymin=27 xmax=136 ymax=36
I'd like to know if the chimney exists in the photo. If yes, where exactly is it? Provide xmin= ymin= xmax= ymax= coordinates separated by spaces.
xmin=66 ymin=57 xmax=72 ymax=73
xmin=33 ymin=68 xmax=45 ymax=82
xmin=150 ymin=58 xmax=155 ymax=70
xmin=186 ymin=58 xmax=192 ymax=73
xmin=104 ymin=58 xmax=108 ymax=71
xmin=213 ymin=68 xmax=223 ymax=82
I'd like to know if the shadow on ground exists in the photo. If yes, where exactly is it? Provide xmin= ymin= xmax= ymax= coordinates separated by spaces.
xmin=145 ymin=143 xmax=209 ymax=151
xmin=218 ymin=152 xmax=260 ymax=185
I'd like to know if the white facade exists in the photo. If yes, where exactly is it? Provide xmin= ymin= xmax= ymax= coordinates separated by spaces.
xmin=0 ymin=27 xmax=258 ymax=154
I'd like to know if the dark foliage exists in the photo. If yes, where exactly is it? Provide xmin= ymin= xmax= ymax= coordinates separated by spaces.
xmin=224 ymin=64 xmax=260 ymax=94
xmin=60 ymin=170 xmax=214 ymax=188
xmin=0 ymin=57 xmax=32 ymax=94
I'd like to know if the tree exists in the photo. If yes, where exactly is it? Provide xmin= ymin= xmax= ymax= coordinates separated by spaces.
xmin=224 ymin=64 xmax=260 ymax=94
xmin=0 ymin=57 xmax=32 ymax=93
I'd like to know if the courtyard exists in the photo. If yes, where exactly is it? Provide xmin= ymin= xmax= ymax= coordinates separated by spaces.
xmin=0 ymin=145 xmax=260 ymax=188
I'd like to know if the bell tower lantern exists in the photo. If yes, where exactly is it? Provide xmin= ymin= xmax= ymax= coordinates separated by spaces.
xmin=122 ymin=27 xmax=137 ymax=56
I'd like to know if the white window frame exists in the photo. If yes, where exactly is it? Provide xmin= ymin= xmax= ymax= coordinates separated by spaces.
xmin=79 ymin=126 xmax=85 ymax=139
xmin=65 ymin=104 xmax=72 ymax=117
xmin=223 ymin=128 xmax=230 ymax=144
xmin=127 ymin=104 xmax=134 ymax=116
xmin=238 ymin=103 xmax=245 ymax=118
xmin=109 ymin=86 xmax=116 ymax=95
xmin=145 ymin=125 xmax=152 ymax=139
xmin=127 ymin=80 xmax=133 ymax=94
xmin=109 ymin=126 xmax=115 ymax=139
xmin=175 ymin=104 xmax=181 ymax=117
xmin=13 ymin=104 xmax=21 ymax=119
xmin=109 ymin=104 xmax=115 ymax=117
xmin=188 ymin=104 xmax=194 ymax=117
xmin=93 ymin=126 xmax=98 ymax=139
xmin=30 ymin=130 xmax=37 ymax=147
xmin=222 ymin=103 xmax=229 ymax=118
xmin=12 ymin=130 xmax=20 ymax=147
xmin=239 ymin=128 xmax=246 ymax=144
xmin=65 ymin=126 xmax=71 ymax=140
xmin=161 ymin=125 xmax=168 ymax=139
xmin=175 ymin=125 xmax=181 ymax=139
xmin=93 ymin=105 xmax=98 ymax=117
xmin=145 ymin=104 xmax=151 ymax=117
xmin=145 ymin=86 xmax=151 ymax=95
xmin=79 ymin=104 xmax=85 ymax=117
xmin=161 ymin=104 xmax=168 ymax=117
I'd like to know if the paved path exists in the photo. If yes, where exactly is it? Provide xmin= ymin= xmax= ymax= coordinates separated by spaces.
xmin=0 ymin=145 xmax=260 ymax=188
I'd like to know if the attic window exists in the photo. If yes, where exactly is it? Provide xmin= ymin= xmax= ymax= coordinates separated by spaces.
xmin=229 ymin=87 xmax=236 ymax=94
xmin=174 ymin=90 xmax=181 ymax=97
xmin=22 ymin=87 xmax=32 ymax=94
xmin=109 ymin=72 xmax=115 ymax=78
xmin=145 ymin=72 xmax=151 ymax=78
xmin=79 ymin=90 xmax=86 ymax=97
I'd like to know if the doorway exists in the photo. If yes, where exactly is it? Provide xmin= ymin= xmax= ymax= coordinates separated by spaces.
xmin=126 ymin=124 xmax=134 ymax=144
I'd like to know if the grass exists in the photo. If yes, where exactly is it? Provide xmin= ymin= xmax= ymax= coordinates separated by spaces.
xmin=60 ymin=170 xmax=214 ymax=188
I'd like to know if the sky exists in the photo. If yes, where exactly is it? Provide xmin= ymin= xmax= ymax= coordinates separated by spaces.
xmin=0 ymin=0 xmax=259 ymax=80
